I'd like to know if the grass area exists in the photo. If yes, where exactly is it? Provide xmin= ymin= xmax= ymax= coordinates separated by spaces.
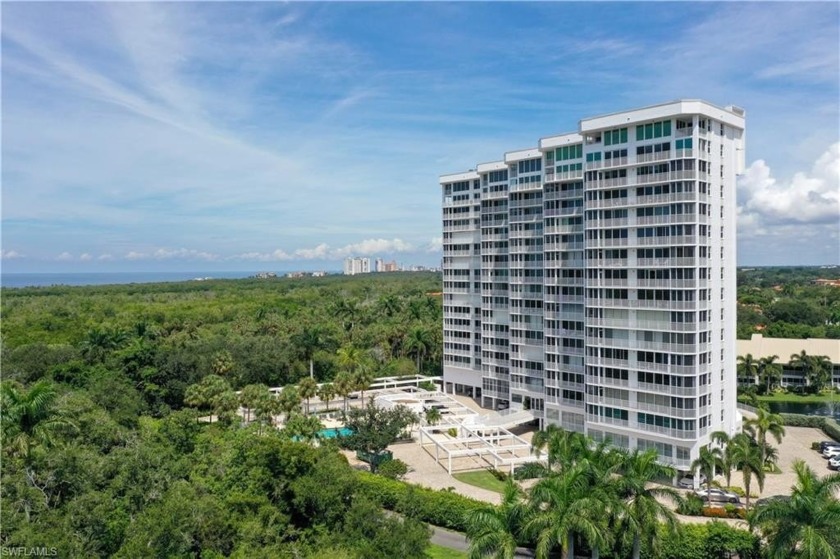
xmin=751 ymin=392 xmax=840 ymax=404
xmin=453 ymin=470 xmax=507 ymax=493
xmin=426 ymin=544 xmax=468 ymax=559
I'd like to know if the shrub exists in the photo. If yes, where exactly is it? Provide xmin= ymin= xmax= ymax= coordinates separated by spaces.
xmin=377 ymin=459 xmax=408 ymax=481
xmin=677 ymin=494 xmax=704 ymax=516
xmin=656 ymin=521 xmax=761 ymax=559
xmin=512 ymin=462 xmax=546 ymax=480
xmin=702 ymin=506 xmax=746 ymax=520
xmin=488 ymin=468 xmax=508 ymax=482
xmin=355 ymin=471 xmax=483 ymax=532
xmin=823 ymin=417 xmax=840 ymax=441
xmin=418 ymin=380 xmax=437 ymax=392
xmin=812 ymin=441 xmax=823 ymax=450
xmin=780 ymin=413 xmax=826 ymax=428
xmin=446 ymin=428 xmax=458 ymax=438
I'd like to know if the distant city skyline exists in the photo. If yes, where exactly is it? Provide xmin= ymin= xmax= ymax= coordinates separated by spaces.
xmin=2 ymin=2 xmax=838 ymax=272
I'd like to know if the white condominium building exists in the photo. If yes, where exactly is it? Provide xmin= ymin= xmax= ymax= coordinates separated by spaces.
xmin=344 ymin=257 xmax=371 ymax=275
xmin=440 ymin=100 xmax=745 ymax=470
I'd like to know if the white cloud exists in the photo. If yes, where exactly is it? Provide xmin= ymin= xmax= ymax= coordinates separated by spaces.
xmin=1 ymin=250 xmax=24 ymax=259
xmin=152 ymin=247 xmax=219 ymax=261
xmin=294 ymin=243 xmax=331 ymax=260
xmin=738 ymin=143 xmax=840 ymax=225
xmin=98 ymin=253 xmax=114 ymax=261
xmin=426 ymin=236 xmax=443 ymax=253
xmin=125 ymin=251 xmax=148 ymax=260
xmin=56 ymin=251 xmax=74 ymax=261
xmin=233 ymin=249 xmax=293 ymax=262
xmin=331 ymin=238 xmax=414 ymax=259
xmin=79 ymin=253 xmax=93 ymax=261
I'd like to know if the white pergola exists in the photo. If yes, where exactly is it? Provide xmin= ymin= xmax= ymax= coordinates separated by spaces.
xmin=418 ymin=421 xmax=538 ymax=475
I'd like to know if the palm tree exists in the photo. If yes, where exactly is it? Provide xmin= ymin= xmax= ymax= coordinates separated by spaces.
xmin=729 ymin=433 xmax=765 ymax=509
xmin=353 ymin=368 xmax=375 ymax=407
xmin=293 ymin=325 xmax=332 ymax=379
xmin=333 ymin=372 xmax=354 ymax=412
xmin=758 ymin=355 xmax=783 ymax=393
xmin=277 ymin=386 xmax=302 ymax=422
xmin=616 ymin=449 xmax=683 ymax=559
xmin=744 ymin=407 xmax=785 ymax=470
xmin=524 ymin=464 xmax=611 ymax=559
xmin=424 ymin=407 xmax=442 ymax=426
xmin=211 ymin=350 xmax=235 ymax=376
xmin=750 ymin=460 xmax=840 ymax=559
xmin=710 ymin=430 xmax=736 ymax=487
xmin=317 ymin=383 xmax=336 ymax=412
xmin=376 ymin=294 xmax=402 ymax=318
xmin=239 ymin=383 xmax=269 ymax=423
xmin=336 ymin=345 xmax=366 ymax=375
xmin=184 ymin=374 xmax=232 ymax=423
xmin=690 ymin=446 xmax=723 ymax=506
xmin=788 ymin=351 xmax=830 ymax=391
xmin=1 ymin=380 xmax=75 ymax=466
xmin=531 ymin=424 xmax=591 ymax=474
xmin=807 ymin=355 xmax=832 ymax=392
xmin=465 ymin=479 xmax=527 ymax=559
xmin=737 ymin=353 xmax=759 ymax=386
xmin=404 ymin=326 xmax=433 ymax=373
xmin=297 ymin=377 xmax=318 ymax=416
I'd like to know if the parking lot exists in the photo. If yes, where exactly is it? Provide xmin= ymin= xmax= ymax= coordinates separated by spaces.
xmin=713 ymin=425 xmax=835 ymax=499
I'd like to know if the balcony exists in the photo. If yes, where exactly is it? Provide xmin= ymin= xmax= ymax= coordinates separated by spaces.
xmin=635 ymin=278 xmax=699 ymax=289
xmin=636 ymin=381 xmax=698 ymax=397
xmin=636 ymin=257 xmax=700 ymax=267
xmin=636 ymin=423 xmax=698 ymax=440
xmin=603 ymin=156 xmax=629 ymax=168
xmin=587 ymin=237 xmax=629 ymax=248
xmin=635 ymin=151 xmax=672 ymax=164
xmin=586 ymin=258 xmax=627 ymax=268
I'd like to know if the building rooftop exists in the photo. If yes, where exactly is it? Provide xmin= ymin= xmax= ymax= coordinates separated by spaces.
xmin=737 ymin=334 xmax=840 ymax=363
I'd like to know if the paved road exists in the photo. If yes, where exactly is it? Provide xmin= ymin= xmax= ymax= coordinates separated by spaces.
xmin=430 ymin=524 xmax=535 ymax=558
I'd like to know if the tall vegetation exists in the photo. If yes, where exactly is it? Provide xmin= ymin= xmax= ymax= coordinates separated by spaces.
xmin=751 ymin=460 xmax=840 ymax=559
xmin=0 ymin=273 xmax=443 ymax=556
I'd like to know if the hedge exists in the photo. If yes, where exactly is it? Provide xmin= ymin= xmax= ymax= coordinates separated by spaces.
xmin=780 ymin=413 xmax=840 ymax=441
xmin=355 ymin=471 xmax=484 ymax=532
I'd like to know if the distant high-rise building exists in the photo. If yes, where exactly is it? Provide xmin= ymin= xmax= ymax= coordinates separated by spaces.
xmin=375 ymin=258 xmax=385 ymax=272
xmin=439 ymin=100 xmax=745 ymax=471
xmin=343 ymin=257 xmax=371 ymax=275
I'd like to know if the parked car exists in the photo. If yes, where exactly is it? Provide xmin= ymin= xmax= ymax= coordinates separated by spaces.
xmin=819 ymin=441 xmax=840 ymax=452
xmin=828 ymin=456 xmax=840 ymax=470
xmin=694 ymin=488 xmax=741 ymax=504
xmin=822 ymin=447 xmax=840 ymax=458
xmin=678 ymin=473 xmax=707 ymax=488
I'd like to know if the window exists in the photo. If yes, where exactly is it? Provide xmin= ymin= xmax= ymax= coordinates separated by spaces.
xmin=603 ymin=127 xmax=628 ymax=146
xmin=556 ymin=144 xmax=583 ymax=161
xmin=636 ymin=120 xmax=672 ymax=141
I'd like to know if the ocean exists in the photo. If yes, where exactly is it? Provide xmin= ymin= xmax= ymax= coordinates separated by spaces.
xmin=1 ymin=271 xmax=269 ymax=289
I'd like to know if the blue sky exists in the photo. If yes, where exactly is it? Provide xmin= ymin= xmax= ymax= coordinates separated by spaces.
xmin=2 ymin=2 xmax=838 ymax=272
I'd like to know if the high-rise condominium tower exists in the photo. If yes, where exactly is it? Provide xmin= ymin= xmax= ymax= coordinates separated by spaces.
xmin=440 ymin=100 xmax=745 ymax=469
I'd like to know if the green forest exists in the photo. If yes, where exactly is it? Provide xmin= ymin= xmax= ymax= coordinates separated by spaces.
xmin=737 ymin=266 xmax=840 ymax=339
xmin=2 ymin=268 xmax=839 ymax=558
xmin=1 ymin=273 xmax=444 ymax=557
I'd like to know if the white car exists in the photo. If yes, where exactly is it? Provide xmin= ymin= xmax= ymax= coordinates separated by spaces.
xmin=828 ymin=456 xmax=840 ymax=469
xmin=694 ymin=488 xmax=741 ymax=504
xmin=822 ymin=447 xmax=840 ymax=458
xmin=678 ymin=473 xmax=707 ymax=488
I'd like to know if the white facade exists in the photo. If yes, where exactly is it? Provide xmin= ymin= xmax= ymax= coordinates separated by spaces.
xmin=343 ymin=257 xmax=371 ymax=275
xmin=440 ymin=100 xmax=745 ymax=470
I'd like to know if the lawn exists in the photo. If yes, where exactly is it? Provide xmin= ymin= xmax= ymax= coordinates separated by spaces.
xmin=752 ymin=391 xmax=840 ymax=404
xmin=426 ymin=544 xmax=468 ymax=559
xmin=453 ymin=470 xmax=507 ymax=493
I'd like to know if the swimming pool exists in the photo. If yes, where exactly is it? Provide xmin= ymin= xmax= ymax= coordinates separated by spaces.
xmin=318 ymin=427 xmax=352 ymax=439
